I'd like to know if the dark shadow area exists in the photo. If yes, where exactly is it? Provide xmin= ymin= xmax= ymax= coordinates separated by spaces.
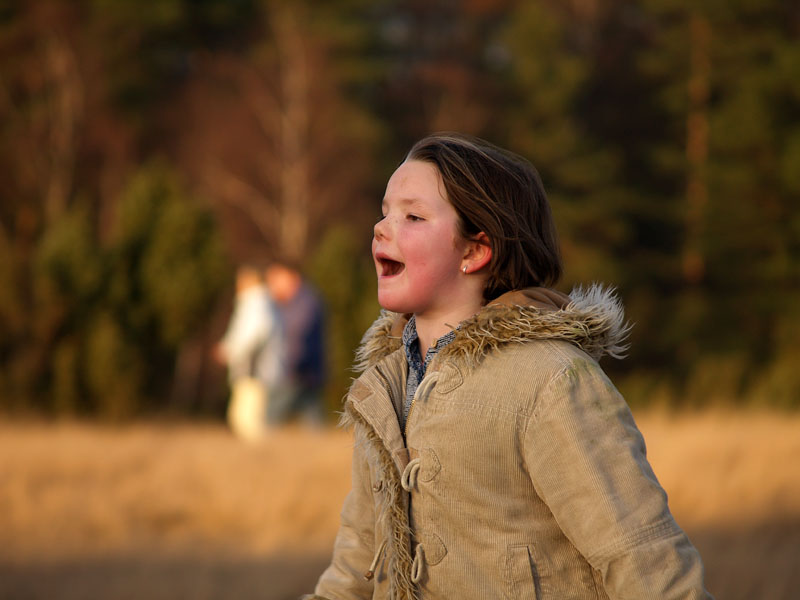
xmin=688 ymin=517 xmax=800 ymax=600
xmin=0 ymin=551 xmax=331 ymax=600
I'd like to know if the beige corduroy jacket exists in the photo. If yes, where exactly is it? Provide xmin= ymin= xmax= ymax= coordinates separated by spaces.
xmin=307 ymin=286 xmax=711 ymax=600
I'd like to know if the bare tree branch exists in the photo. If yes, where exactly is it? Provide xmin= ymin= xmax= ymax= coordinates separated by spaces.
xmin=204 ymin=160 xmax=280 ymax=244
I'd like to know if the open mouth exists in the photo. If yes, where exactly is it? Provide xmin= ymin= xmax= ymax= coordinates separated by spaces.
xmin=378 ymin=257 xmax=405 ymax=277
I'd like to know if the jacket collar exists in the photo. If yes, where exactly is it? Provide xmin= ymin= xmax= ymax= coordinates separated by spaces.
xmin=354 ymin=284 xmax=631 ymax=374
xmin=343 ymin=350 xmax=409 ymax=473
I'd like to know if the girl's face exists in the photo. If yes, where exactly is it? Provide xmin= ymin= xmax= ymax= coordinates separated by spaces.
xmin=372 ymin=160 xmax=470 ymax=318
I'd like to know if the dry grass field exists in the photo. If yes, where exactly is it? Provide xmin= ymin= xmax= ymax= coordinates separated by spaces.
xmin=1 ymin=409 xmax=799 ymax=599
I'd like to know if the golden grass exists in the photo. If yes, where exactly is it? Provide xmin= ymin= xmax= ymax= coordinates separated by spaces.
xmin=635 ymin=409 xmax=800 ymax=529
xmin=0 ymin=422 xmax=353 ymax=560
xmin=1 ymin=409 xmax=799 ymax=599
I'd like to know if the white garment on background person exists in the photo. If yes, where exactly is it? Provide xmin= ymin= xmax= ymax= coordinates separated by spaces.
xmin=219 ymin=283 xmax=285 ymax=440
xmin=220 ymin=284 xmax=285 ymax=386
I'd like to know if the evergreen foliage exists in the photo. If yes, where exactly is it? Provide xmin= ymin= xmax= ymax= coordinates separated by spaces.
xmin=0 ymin=163 xmax=228 ymax=418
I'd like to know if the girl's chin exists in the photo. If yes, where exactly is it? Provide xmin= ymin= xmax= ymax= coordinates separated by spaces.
xmin=377 ymin=300 xmax=406 ymax=313
xmin=376 ymin=293 xmax=413 ymax=315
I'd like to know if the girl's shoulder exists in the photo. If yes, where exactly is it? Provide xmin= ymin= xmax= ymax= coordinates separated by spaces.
xmin=470 ymin=336 xmax=602 ymax=382
xmin=442 ymin=284 xmax=630 ymax=369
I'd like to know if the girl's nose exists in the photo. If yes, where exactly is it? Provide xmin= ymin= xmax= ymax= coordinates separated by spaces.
xmin=374 ymin=217 xmax=388 ymax=241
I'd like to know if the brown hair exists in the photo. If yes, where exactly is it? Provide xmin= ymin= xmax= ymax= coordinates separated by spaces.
xmin=406 ymin=133 xmax=562 ymax=299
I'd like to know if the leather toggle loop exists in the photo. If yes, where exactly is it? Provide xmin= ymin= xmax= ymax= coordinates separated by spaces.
xmin=401 ymin=457 xmax=421 ymax=492
xmin=363 ymin=538 xmax=387 ymax=581
xmin=411 ymin=543 xmax=426 ymax=583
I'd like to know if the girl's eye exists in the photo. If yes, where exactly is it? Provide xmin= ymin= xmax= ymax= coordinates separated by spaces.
xmin=407 ymin=214 xmax=423 ymax=222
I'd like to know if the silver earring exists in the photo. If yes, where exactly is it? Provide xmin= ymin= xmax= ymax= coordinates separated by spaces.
xmin=462 ymin=266 xmax=468 ymax=274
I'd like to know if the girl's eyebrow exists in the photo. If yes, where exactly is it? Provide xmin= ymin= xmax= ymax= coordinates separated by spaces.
xmin=381 ymin=197 xmax=424 ymax=209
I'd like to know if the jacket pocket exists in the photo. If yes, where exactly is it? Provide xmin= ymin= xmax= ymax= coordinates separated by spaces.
xmin=506 ymin=544 xmax=542 ymax=600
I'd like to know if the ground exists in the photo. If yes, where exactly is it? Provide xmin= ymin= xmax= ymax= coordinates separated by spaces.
xmin=1 ymin=409 xmax=799 ymax=599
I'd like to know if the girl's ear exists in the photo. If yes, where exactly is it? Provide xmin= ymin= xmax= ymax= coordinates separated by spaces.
xmin=463 ymin=232 xmax=492 ymax=273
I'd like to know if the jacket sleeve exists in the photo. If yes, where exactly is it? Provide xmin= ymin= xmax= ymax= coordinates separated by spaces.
xmin=311 ymin=426 xmax=376 ymax=600
xmin=524 ymin=358 xmax=712 ymax=600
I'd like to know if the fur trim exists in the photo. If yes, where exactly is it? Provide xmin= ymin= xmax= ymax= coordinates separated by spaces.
xmin=565 ymin=284 xmax=631 ymax=359
xmin=352 ymin=310 xmax=403 ymax=374
xmin=342 ymin=401 xmax=417 ymax=600
xmin=355 ymin=284 xmax=631 ymax=371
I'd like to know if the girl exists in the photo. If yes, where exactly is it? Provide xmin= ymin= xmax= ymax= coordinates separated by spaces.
xmin=307 ymin=134 xmax=711 ymax=599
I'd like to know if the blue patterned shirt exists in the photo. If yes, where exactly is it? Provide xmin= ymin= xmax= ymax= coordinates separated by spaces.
xmin=400 ymin=315 xmax=456 ymax=430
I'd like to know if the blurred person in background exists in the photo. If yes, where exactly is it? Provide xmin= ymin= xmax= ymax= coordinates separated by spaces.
xmin=215 ymin=264 xmax=285 ymax=441
xmin=265 ymin=260 xmax=327 ymax=426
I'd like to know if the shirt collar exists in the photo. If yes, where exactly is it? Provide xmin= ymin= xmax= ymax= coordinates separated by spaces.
xmin=401 ymin=315 xmax=457 ymax=357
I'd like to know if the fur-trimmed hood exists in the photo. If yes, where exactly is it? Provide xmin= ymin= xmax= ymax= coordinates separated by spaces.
xmin=354 ymin=284 xmax=631 ymax=373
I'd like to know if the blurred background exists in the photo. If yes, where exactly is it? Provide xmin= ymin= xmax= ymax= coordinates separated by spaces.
xmin=0 ymin=0 xmax=798 ymax=598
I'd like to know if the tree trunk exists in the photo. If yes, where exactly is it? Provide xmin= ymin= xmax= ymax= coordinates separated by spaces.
xmin=683 ymin=13 xmax=710 ymax=284
xmin=43 ymin=34 xmax=82 ymax=226
xmin=273 ymin=4 xmax=311 ymax=264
